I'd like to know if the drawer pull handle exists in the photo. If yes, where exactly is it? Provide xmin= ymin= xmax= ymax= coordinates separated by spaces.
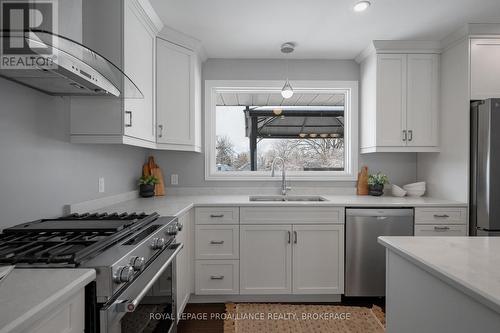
xmin=210 ymin=275 xmax=224 ymax=280
xmin=434 ymin=214 xmax=450 ymax=218
xmin=210 ymin=240 xmax=224 ymax=245
xmin=293 ymin=231 xmax=298 ymax=244
xmin=287 ymin=231 xmax=291 ymax=244
xmin=434 ymin=226 xmax=450 ymax=231
xmin=210 ymin=214 xmax=224 ymax=218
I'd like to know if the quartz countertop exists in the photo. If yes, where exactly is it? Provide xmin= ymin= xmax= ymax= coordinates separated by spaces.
xmin=0 ymin=268 xmax=96 ymax=333
xmin=378 ymin=236 xmax=500 ymax=315
xmin=88 ymin=194 xmax=467 ymax=217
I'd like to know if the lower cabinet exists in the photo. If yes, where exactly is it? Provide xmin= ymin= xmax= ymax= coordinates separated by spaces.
xmin=240 ymin=225 xmax=292 ymax=294
xmin=195 ymin=260 xmax=239 ymax=295
xmin=414 ymin=207 xmax=467 ymax=236
xmin=239 ymin=224 xmax=344 ymax=295
xmin=29 ymin=289 xmax=85 ymax=333
xmin=292 ymin=225 xmax=344 ymax=294
xmin=175 ymin=210 xmax=193 ymax=318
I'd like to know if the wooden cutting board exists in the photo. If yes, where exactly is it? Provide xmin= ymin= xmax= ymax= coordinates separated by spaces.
xmin=144 ymin=156 xmax=165 ymax=196
xmin=357 ymin=166 xmax=369 ymax=195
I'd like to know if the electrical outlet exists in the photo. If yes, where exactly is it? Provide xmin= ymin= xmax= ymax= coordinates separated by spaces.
xmin=98 ymin=177 xmax=105 ymax=193
xmin=171 ymin=174 xmax=179 ymax=185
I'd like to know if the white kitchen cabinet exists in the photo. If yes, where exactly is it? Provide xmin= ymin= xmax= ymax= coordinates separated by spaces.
xmin=414 ymin=207 xmax=467 ymax=236
xmin=292 ymin=225 xmax=344 ymax=294
xmin=195 ymin=260 xmax=240 ymax=295
xmin=70 ymin=0 xmax=162 ymax=148
xmin=175 ymin=210 xmax=193 ymax=318
xmin=195 ymin=225 xmax=239 ymax=260
xmin=359 ymin=48 xmax=440 ymax=153
xmin=28 ymin=289 xmax=85 ymax=333
xmin=376 ymin=54 xmax=408 ymax=147
xmin=414 ymin=224 xmax=467 ymax=236
xmin=470 ymin=39 xmax=500 ymax=99
xmin=239 ymin=224 xmax=292 ymax=294
xmin=156 ymin=37 xmax=202 ymax=152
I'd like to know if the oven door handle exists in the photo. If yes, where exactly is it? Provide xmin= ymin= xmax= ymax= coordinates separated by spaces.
xmin=114 ymin=243 xmax=183 ymax=313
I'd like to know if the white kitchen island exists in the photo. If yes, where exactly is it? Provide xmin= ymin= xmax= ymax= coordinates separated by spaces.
xmin=378 ymin=236 xmax=500 ymax=333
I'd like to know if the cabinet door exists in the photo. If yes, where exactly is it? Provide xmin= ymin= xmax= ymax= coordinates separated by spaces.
xmin=376 ymin=54 xmax=407 ymax=146
xmin=123 ymin=0 xmax=155 ymax=142
xmin=240 ymin=225 xmax=292 ymax=294
xmin=471 ymin=39 xmax=500 ymax=99
xmin=292 ymin=225 xmax=344 ymax=294
xmin=156 ymin=38 xmax=195 ymax=146
xmin=406 ymin=54 xmax=439 ymax=147
xmin=176 ymin=211 xmax=192 ymax=318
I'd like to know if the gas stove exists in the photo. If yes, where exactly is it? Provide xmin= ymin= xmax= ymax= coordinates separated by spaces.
xmin=0 ymin=212 xmax=180 ymax=299
xmin=0 ymin=212 xmax=184 ymax=332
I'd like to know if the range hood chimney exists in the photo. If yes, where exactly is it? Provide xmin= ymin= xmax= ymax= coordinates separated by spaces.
xmin=0 ymin=30 xmax=142 ymax=98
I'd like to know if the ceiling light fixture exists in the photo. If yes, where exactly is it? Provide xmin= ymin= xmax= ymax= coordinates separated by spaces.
xmin=353 ymin=0 xmax=371 ymax=12
xmin=281 ymin=42 xmax=295 ymax=99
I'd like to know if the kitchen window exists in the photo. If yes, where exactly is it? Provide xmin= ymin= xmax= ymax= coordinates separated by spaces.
xmin=205 ymin=80 xmax=358 ymax=181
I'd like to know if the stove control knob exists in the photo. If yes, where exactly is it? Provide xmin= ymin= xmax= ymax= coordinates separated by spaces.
xmin=176 ymin=222 xmax=183 ymax=232
xmin=129 ymin=256 xmax=145 ymax=271
xmin=114 ymin=265 xmax=134 ymax=283
xmin=166 ymin=225 xmax=178 ymax=236
xmin=151 ymin=237 xmax=166 ymax=250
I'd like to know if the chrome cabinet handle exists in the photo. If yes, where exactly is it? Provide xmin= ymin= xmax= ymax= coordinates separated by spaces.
xmin=210 ymin=240 xmax=224 ymax=245
xmin=210 ymin=214 xmax=224 ymax=218
xmin=408 ymin=130 xmax=413 ymax=142
xmin=434 ymin=226 xmax=450 ymax=231
xmin=402 ymin=130 xmax=407 ymax=141
xmin=158 ymin=124 xmax=163 ymax=138
xmin=293 ymin=231 xmax=297 ymax=244
xmin=287 ymin=231 xmax=291 ymax=244
xmin=125 ymin=111 xmax=132 ymax=127
xmin=210 ymin=275 xmax=224 ymax=280
xmin=434 ymin=214 xmax=450 ymax=218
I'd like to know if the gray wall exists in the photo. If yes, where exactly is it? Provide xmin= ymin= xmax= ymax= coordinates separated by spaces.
xmin=152 ymin=59 xmax=417 ymax=189
xmin=0 ymin=79 xmax=146 ymax=228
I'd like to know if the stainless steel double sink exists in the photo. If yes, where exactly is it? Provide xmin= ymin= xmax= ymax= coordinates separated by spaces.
xmin=249 ymin=195 xmax=328 ymax=202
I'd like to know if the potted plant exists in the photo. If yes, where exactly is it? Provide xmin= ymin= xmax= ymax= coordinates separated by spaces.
xmin=368 ymin=172 xmax=389 ymax=196
xmin=138 ymin=175 xmax=159 ymax=198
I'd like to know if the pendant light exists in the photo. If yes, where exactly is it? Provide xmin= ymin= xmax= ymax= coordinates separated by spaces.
xmin=281 ymin=42 xmax=295 ymax=99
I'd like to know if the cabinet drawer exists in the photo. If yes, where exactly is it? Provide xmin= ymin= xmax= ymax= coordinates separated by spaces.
xmin=195 ymin=207 xmax=239 ymax=224
xmin=240 ymin=207 xmax=344 ymax=224
xmin=195 ymin=260 xmax=239 ymax=295
xmin=195 ymin=225 xmax=239 ymax=259
xmin=414 ymin=224 xmax=467 ymax=236
xmin=415 ymin=207 xmax=467 ymax=225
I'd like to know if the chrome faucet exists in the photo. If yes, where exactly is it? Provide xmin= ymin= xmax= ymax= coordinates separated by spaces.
xmin=271 ymin=157 xmax=291 ymax=196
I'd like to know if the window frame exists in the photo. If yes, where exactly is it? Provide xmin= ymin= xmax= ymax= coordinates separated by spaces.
xmin=204 ymin=80 xmax=359 ymax=181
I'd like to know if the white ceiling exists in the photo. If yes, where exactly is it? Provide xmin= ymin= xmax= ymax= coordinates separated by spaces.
xmin=150 ymin=0 xmax=500 ymax=59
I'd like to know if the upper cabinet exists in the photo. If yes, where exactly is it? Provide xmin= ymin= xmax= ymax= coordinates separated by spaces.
xmin=470 ymin=38 xmax=500 ymax=99
xmin=70 ymin=0 xmax=162 ymax=148
xmin=69 ymin=1 xmax=203 ymax=152
xmin=357 ymin=41 xmax=440 ymax=153
xmin=156 ymin=38 xmax=202 ymax=152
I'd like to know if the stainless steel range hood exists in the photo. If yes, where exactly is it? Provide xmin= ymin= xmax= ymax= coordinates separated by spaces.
xmin=0 ymin=31 xmax=143 ymax=98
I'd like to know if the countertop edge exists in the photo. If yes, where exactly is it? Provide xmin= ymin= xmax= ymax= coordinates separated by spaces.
xmin=1 ymin=269 xmax=96 ymax=333
xmin=377 ymin=237 xmax=500 ymax=315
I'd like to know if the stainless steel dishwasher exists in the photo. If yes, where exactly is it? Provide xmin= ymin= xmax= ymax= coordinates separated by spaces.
xmin=345 ymin=208 xmax=414 ymax=297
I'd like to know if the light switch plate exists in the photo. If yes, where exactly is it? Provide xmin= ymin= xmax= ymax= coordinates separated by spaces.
xmin=171 ymin=174 xmax=179 ymax=185
xmin=98 ymin=177 xmax=105 ymax=193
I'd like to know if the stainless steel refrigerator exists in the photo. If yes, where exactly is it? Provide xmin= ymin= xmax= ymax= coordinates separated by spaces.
xmin=470 ymin=99 xmax=500 ymax=236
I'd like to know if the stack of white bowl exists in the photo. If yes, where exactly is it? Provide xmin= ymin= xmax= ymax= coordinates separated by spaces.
xmin=402 ymin=182 xmax=426 ymax=197
xmin=391 ymin=184 xmax=407 ymax=197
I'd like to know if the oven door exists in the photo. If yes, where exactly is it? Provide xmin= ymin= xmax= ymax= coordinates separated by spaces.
xmin=99 ymin=242 xmax=183 ymax=333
